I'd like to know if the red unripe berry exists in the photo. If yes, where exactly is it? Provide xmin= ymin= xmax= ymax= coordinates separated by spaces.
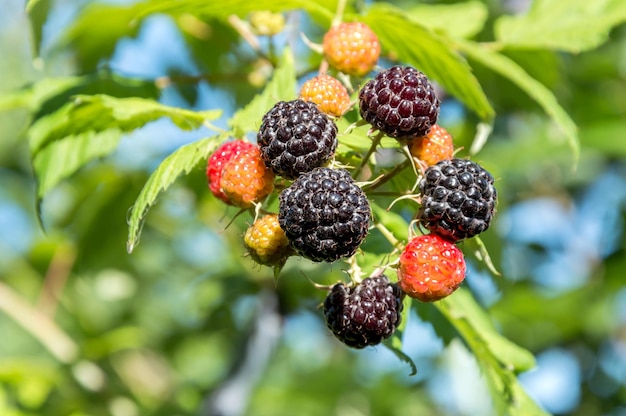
xmin=397 ymin=234 xmax=466 ymax=302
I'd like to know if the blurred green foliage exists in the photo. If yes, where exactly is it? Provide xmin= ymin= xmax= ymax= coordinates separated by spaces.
xmin=1 ymin=0 xmax=625 ymax=415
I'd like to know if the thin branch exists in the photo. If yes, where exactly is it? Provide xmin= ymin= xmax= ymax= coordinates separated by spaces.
xmin=331 ymin=0 xmax=348 ymax=27
xmin=37 ymin=244 xmax=76 ymax=317
xmin=353 ymin=130 xmax=384 ymax=180
xmin=0 ymin=282 xmax=78 ymax=363
xmin=362 ymin=159 xmax=411 ymax=192
xmin=228 ymin=15 xmax=274 ymax=65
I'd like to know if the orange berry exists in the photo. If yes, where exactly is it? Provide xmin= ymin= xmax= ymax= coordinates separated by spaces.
xmin=409 ymin=124 xmax=454 ymax=167
xmin=322 ymin=22 xmax=380 ymax=77
xmin=299 ymin=74 xmax=351 ymax=117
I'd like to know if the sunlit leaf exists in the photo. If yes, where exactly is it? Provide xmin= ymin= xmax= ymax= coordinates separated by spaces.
xmin=441 ymin=289 xmax=535 ymax=372
xmin=370 ymin=202 xmax=410 ymax=243
xmin=0 ymin=76 xmax=83 ymax=112
xmin=127 ymin=135 xmax=225 ymax=252
xmin=465 ymin=236 xmax=502 ymax=276
xmin=458 ymin=41 xmax=579 ymax=166
xmin=362 ymin=4 xmax=494 ymax=121
xmin=33 ymin=130 xmax=123 ymax=198
xmin=495 ymin=0 xmax=626 ymax=52
xmin=406 ymin=1 xmax=488 ymax=39
xmin=335 ymin=118 xmax=397 ymax=153
xmin=29 ymin=94 xmax=221 ymax=154
xmin=134 ymin=0 xmax=334 ymax=25
xmin=436 ymin=289 xmax=547 ymax=416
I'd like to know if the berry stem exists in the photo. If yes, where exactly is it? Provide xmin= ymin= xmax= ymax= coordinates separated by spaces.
xmin=345 ymin=254 xmax=363 ymax=284
xmin=400 ymin=143 xmax=422 ymax=192
xmin=374 ymin=221 xmax=402 ymax=249
xmin=352 ymin=130 xmax=384 ymax=180
xmin=331 ymin=0 xmax=347 ymax=27
xmin=361 ymin=159 xmax=411 ymax=192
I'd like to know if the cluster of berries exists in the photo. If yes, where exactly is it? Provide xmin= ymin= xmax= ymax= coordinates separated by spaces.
xmin=205 ymin=20 xmax=497 ymax=349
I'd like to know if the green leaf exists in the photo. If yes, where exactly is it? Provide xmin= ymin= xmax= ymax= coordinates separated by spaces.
xmin=580 ymin=120 xmax=626 ymax=157
xmin=441 ymin=289 xmax=535 ymax=372
xmin=0 ymin=77 xmax=84 ymax=113
xmin=335 ymin=118 xmax=397 ymax=153
xmin=405 ymin=1 xmax=488 ymax=39
xmin=32 ymin=130 xmax=123 ymax=198
xmin=362 ymin=4 xmax=494 ymax=121
xmin=383 ymin=296 xmax=417 ymax=376
xmin=29 ymin=94 xmax=221 ymax=154
xmin=465 ymin=236 xmax=502 ymax=276
xmin=457 ymin=41 xmax=579 ymax=166
xmin=134 ymin=0 xmax=334 ymax=26
xmin=436 ymin=289 xmax=547 ymax=416
xmin=383 ymin=340 xmax=417 ymax=377
xmin=127 ymin=135 xmax=225 ymax=252
xmin=370 ymin=202 xmax=410 ymax=243
xmin=495 ymin=0 xmax=626 ymax=52
xmin=229 ymin=47 xmax=297 ymax=135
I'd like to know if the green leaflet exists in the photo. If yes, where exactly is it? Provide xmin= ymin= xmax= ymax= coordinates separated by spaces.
xmin=134 ymin=0 xmax=334 ymax=25
xmin=362 ymin=4 xmax=494 ymax=121
xmin=28 ymin=94 xmax=220 ymax=203
xmin=436 ymin=289 xmax=547 ymax=416
xmin=126 ymin=135 xmax=225 ymax=253
xmin=405 ymin=1 xmax=488 ymax=39
xmin=0 ymin=77 xmax=84 ymax=113
xmin=25 ymin=0 xmax=51 ymax=58
xmin=495 ymin=0 xmax=626 ymax=52
xmin=458 ymin=41 xmax=580 ymax=167
xmin=33 ymin=130 xmax=123 ymax=198
xmin=29 ymin=95 xmax=221 ymax=154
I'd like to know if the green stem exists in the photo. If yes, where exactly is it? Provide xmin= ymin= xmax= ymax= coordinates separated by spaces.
xmin=332 ymin=0 xmax=348 ymax=27
xmin=374 ymin=221 xmax=402 ymax=249
xmin=362 ymin=159 xmax=411 ymax=192
xmin=352 ymin=131 xmax=383 ymax=180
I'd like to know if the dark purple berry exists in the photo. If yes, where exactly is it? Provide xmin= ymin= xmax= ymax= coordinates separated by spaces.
xmin=278 ymin=167 xmax=370 ymax=262
xmin=257 ymin=100 xmax=338 ymax=179
xmin=419 ymin=158 xmax=497 ymax=242
xmin=323 ymin=274 xmax=405 ymax=348
xmin=359 ymin=65 xmax=440 ymax=139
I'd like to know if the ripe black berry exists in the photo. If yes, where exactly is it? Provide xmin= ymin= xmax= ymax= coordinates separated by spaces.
xmin=359 ymin=65 xmax=439 ymax=139
xmin=278 ymin=167 xmax=370 ymax=262
xmin=323 ymin=274 xmax=405 ymax=349
xmin=257 ymin=99 xmax=338 ymax=180
xmin=419 ymin=158 xmax=497 ymax=242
